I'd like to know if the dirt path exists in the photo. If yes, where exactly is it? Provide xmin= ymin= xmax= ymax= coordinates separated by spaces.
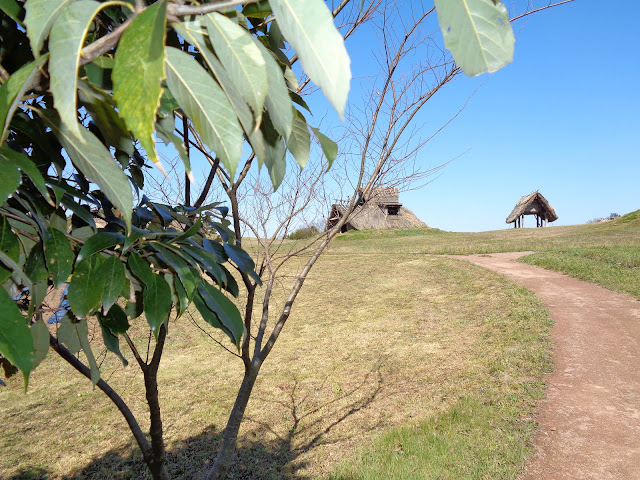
xmin=456 ymin=252 xmax=640 ymax=480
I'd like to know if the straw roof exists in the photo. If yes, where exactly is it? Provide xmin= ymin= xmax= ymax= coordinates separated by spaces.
xmin=327 ymin=203 xmax=426 ymax=231
xmin=506 ymin=191 xmax=558 ymax=224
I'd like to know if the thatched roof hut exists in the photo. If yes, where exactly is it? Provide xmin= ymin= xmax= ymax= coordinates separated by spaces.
xmin=326 ymin=188 xmax=426 ymax=232
xmin=506 ymin=191 xmax=558 ymax=228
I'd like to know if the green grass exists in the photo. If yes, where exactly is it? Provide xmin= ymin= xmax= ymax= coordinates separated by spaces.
xmin=332 ymin=209 xmax=640 ymax=255
xmin=520 ymin=246 xmax=640 ymax=299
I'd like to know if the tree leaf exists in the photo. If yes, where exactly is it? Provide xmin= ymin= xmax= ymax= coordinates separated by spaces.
xmin=127 ymin=253 xmax=154 ymax=286
xmin=68 ymin=254 xmax=105 ymax=318
xmin=242 ymin=1 xmax=271 ymax=18
xmin=287 ymin=110 xmax=310 ymax=168
xmin=164 ymin=47 xmax=243 ymax=180
xmin=0 ymin=156 xmax=20 ymax=206
xmin=255 ymin=41 xmax=293 ymax=139
xmin=99 ymin=319 xmax=128 ymax=366
xmin=205 ymin=12 xmax=267 ymax=119
xmin=102 ymin=304 xmax=130 ymax=335
xmin=24 ymin=0 xmax=76 ymax=57
xmin=0 ymin=288 xmax=34 ymax=385
xmin=0 ymin=215 xmax=20 ymax=263
xmin=433 ymin=0 xmax=515 ymax=76
xmin=264 ymin=136 xmax=286 ymax=191
xmin=151 ymin=243 xmax=200 ymax=299
xmin=24 ymin=241 xmax=48 ymax=284
xmin=30 ymin=318 xmax=49 ymax=370
xmin=197 ymin=281 xmax=244 ymax=348
xmin=0 ymin=0 xmax=25 ymax=26
xmin=113 ymin=0 xmax=167 ymax=167
xmin=0 ymin=56 xmax=48 ymax=145
xmin=223 ymin=242 xmax=261 ymax=285
xmin=99 ymin=255 xmax=126 ymax=312
xmin=310 ymin=127 xmax=338 ymax=170
xmin=57 ymin=314 xmax=81 ymax=353
xmin=59 ymin=315 xmax=99 ymax=383
xmin=43 ymin=227 xmax=74 ymax=288
xmin=77 ymin=232 xmax=124 ymax=262
xmin=0 ymin=145 xmax=53 ymax=203
xmin=49 ymin=0 xmax=108 ymax=138
xmin=269 ymin=0 xmax=351 ymax=119
xmin=78 ymin=81 xmax=134 ymax=156
xmin=143 ymin=273 xmax=172 ymax=338
xmin=173 ymin=21 xmax=267 ymax=167
xmin=40 ymin=110 xmax=133 ymax=230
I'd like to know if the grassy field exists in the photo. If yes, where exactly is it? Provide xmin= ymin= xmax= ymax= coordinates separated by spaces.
xmin=1 ymin=210 xmax=637 ymax=479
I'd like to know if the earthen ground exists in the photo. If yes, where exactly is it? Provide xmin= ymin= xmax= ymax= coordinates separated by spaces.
xmin=457 ymin=252 xmax=640 ymax=480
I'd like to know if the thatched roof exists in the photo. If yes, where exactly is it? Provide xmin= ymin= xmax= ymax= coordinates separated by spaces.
xmin=327 ymin=203 xmax=426 ymax=231
xmin=506 ymin=191 xmax=558 ymax=224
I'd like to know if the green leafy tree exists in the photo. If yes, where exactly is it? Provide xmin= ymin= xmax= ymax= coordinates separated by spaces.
xmin=0 ymin=0 xmax=566 ymax=478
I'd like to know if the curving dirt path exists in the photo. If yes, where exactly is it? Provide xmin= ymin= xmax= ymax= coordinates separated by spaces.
xmin=456 ymin=252 xmax=640 ymax=480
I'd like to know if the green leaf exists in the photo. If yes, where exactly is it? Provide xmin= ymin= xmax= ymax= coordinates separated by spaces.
xmin=173 ymin=21 xmax=267 ymax=166
xmin=30 ymin=318 xmax=49 ymax=370
xmin=287 ymin=110 xmax=310 ymax=168
xmin=269 ymin=0 xmax=351 ymax=119
xmin=0 ymin=288 xmax=34 ymax=385
xmin=433 ymin=0 xmax=515 ymax=76
xmin=205 ymin=12 xmax=267 ymax=119
xmin=102 ymin=304 xmax=130 ymax=335
xmin=58 ymin=314 xmax=81 ymax=353
xmin=151 ymin=243 xmax=200 ymax=299
xmin=68 ymin=254 xmax=105 ymax=318
xmin=59 ymin=315 xmax=99 ymax=383
xmin=143 ymin=273 xmax=172 ymax=338
xmin=40 ymin=110 xmax=133 ymax=230
xmin=0 ymin=56 xmax=48 ymax=145
xmin=0 ymin=215 xmax=20 ymax=262
xmin=24 ymin=0 xmax=76 ymax=57
xmin=255 ymin=41 xmax=293 ymax=139
xmin=77 ymin=232 xmax=124 ymax=262
xmin=43 ymin=227 xmax=74 ymax=288
xmin=264 ymin=136 xmax=286 ymax=191
xmin=100 ymin=256 xmax=126 ymax=312
xmin=0 ymin=146 xmax=53 ymax=203
xmin=310 ymin=127 xmax=338 ymax=170
xmin=78 ymin=81 xmax=134 ymax=156
xmin=0 ymin=0 xmax=25 ymax=26
xmin=127 ymin=253 xmax=154 ymax=286
xmin=49 ymin=0 xmax=109 ymax=138
xmin=197 ymin=281 xmax=244 ymax=348
xmin=113 ymin=0 xmax=167 ymax=167
xmin=0 ymin=158 xmax=20 ymax=206
xmin=165 ymin=272 xmax=188 ymax=316
xmin=223 ymin=242 xmax=261 ymax=285
xmin=156 ymin=114 xmax=191 ymax=176
xmin=164 ymin=46 xmax=243 ymax=180
xmin=242 ymin=1 xmax=271 ymax=18
xmin=24 ymin=241 xmax=48 ymax=284
xmin=99 ymin=319 xmax=128 ymax=366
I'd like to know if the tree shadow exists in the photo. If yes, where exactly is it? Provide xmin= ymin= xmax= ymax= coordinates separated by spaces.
xmin=8 ymin=366 xmax=382 ymax=480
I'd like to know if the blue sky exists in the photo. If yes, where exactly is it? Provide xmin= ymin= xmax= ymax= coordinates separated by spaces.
xmin=326 ymin=0 xmax=640 ymax=232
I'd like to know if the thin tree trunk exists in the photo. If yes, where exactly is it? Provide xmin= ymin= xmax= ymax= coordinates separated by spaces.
xmin=205 ymin=365 xmax=260 ymax=480
xmin=143 ymin=324 xmax=169 ymax=480
xmin=50 ymin=334 xmax=170 ymax=480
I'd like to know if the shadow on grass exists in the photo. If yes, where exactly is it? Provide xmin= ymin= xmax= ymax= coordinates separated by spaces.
xmin=8 ymin=368 xmax=382 ymax=480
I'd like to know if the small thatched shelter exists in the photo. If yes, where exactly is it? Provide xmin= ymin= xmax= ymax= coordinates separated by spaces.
xmin=506 ymin=191 xmax=558 ymax=228
xmin=326 ymin=188 xmax=426 ymax=232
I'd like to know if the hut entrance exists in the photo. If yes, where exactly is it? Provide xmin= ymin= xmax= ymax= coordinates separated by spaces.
xmin=506 ymin=191 xmax=558 ymax=228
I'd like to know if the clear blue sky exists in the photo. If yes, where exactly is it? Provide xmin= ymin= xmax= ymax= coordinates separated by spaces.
xmin=324 ymin=0 xmax=640 ymax=232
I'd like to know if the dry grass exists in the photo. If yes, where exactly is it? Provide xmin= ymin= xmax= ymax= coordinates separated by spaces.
xmin=1 ymin=251 xmax=552 ymax=479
